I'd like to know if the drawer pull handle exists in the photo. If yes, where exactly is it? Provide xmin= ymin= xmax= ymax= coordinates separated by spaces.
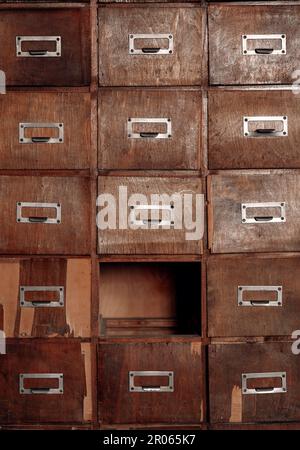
xmin=129 ymin=34 xmax=173 ymax=55
xmin=139 ymin=132 xmax=159 ymax=138
xmin=129 ymin=204 xmax=175 ymax=228
xmin=242 ymin=372 xmax=286 ymax=395
xmin=19 ymin=373 xmax=64 ymax=395
xmin=20 ymin=286 xmax=64 ymax=308
xmin=16 ymin=36 xmax=61 ymax=58
xmin=31 ymin=137 xmax=51 ymax=143
xmin=28 ymin=216 xmax=48 ymax=223
xmin=129 ymin=371 xmax=174 ymax=393
xmin=238 ymin=286 xmax=282 ymax=307
xmin=242 ymin=34 xmax=286 ymax=56
xmin=127 ymin=118 xmax=172 ymax=139
xmin=254 ymin=48 xmax=274 ymax=55
xmin=254 ymin=216 xmax=273 ymax=222
xmin=142 ymin=47 xmax=160 ymax=54
xmin=254 ymin=128 xmax=276 ymax=134
xmin=244 ymin=116 xmax=288 ymax=138
xmin=28 ymin=50 xmax=48 ymax=56
xmin=241 ymin=202 xmax=286 ymax=224
xmin=19 ymin=123 xmax=64 ymax=144
xmin=17 ymin=202 xmax=61 ymax=225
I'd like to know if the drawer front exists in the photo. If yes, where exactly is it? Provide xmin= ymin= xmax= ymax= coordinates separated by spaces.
xmin=0 ymin=176 xmax=90 ymax=255
xmin=0 ymin=7 xmax=90 ymax=86
xmin=0 ymin=258 xmax=90 ymax=338
xmin=209 ymin=342 xmax=300 ymax=423
xmin=97 ymin=176 xmax=203 ymax=255
xmin=209 ymin=5 xmax=300 ymax=85
xmin=0 ymin=92 xmax=90 ymax=169
xmin=209 ymin=90 xmax=300 ymax=170
xmin=98 ymin=5 xmax=204 ymax=86
xmin=99 ymin=89 xmax=202 ymax=170
xmin=208 ymin=256 xmax=300 ymax=337
xmin=99 ymin=342 xmax=204 ymax=424
xmin=208 ymin=173 xmax=300 ymax=254
xmin=0 ymin=341 xmax=91 ymax=423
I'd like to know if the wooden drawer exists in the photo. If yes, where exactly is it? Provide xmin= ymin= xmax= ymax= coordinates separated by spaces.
xmin=97 ymin=176 xmax=203 ymax=255
xmin=99 ymin=261 xmax=201 ymax=337
xmin=208 ymin=255 xmax=300 ymax=338
xmin=0 ymin=341 xmax=92 ymax=423
xmin=0 ymin=6 xmax=90 ymax=86
xmin=208 ymin=172 xmax=300 ymax=254
xmin=99 ymin=341 xmax=204 ymax=424
xmin=209 ymin=4 xmax=300 ymax=85
xmin=98 ymin=5 xmax=204 ymax=86
xmin=0 ymin=176 xmax=90 ymax=255
xmin=98 ymin=89 xmax=202 ymax=170
xmin=209 ymin=89 xmax=300 ymax=170
xmin=0 ymin=92 xmax=90 ymax=169
xmin=0 ymin=258 xmax=90 ymax=338
xmin=209 ymin=342 xmax=300 ymax=423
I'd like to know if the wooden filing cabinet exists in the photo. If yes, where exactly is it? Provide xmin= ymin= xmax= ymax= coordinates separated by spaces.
xmin=0 ymin=5 xmax=91 ymax=86
xmin=98 ymin=88 xmax=202 ymax=170
xmin=209 ymin=4 xmax=300 ymax=85
xmin=0 ymin=92 xmax=91 ymax=169
xmin=99 ymin=340 xmax=204 ymax=425
xmin=98 ymin=4 xmax=205 ymax=86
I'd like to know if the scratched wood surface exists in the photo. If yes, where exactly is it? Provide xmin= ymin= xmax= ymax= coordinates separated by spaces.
xmin=0 ymin=340 xmax=91 ymax=423
xmin=208 ymin=89 xmax=300 ymax=169
xmin=209 ymin=4 xmax=300 ymax=85
xmin=0 ymin=6 xmax=91 ymax=86
xmin=99 ymin=341 xmax=203 ymax=424
xmin=98 ymin=88 xmax=202 ymax=170
xmin=208 ymin=172 xmax=300 ymax=253
xmin=98 ymin=176 xmax=203 ymax=255
xmin=0 ymin=176 xmax=91 ymax=254
xmin=209 ymin=341 xmax=300 ymax=423
xmin=207 ymin=255 xmax=300 ymax=337
xmin=98 ymin=4 xmax=205 ymax=86
xmin=0 ymin=92 xmax=91 ymax=169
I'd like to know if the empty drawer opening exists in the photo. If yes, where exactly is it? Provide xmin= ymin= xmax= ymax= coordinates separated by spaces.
xmin=99 ymin=262 xmax=201 ymax=337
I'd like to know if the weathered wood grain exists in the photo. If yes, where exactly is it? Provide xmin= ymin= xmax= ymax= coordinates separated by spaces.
xmin=0 ymin=176 xmax=91 ymax=254
xmin=0 ymin=6 xmax=90 ymax=86
xmin=209 ymin=89 xmax=300 ymax=169
xmin=207 ymin=255 xmax=300 ymax=337
xmin=209 ymin=341 xmax=300 ymax=423
xmin=99 ymin=341 xmax=203 ymax=424
xmin=209 ymin=4 xmax=300 ymax=85
xmin=98 ymin=5 xmax=205 ymax=86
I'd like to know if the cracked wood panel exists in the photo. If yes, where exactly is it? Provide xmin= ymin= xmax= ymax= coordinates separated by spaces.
xmin=0 ymin=340 xmax=91 ymax=423
xmin=98 ymin=88 xmax=202 ymax=170
xmin=0 ymin=92 xmax=91 ymax=169
xmin=0 ymin=258 xmax=91 ymax=338
xmin=209 ymin=342 xmax=300 ymax=423
xmin=0 ymin=176 xmax=91 ymax=254
xmin=99 ymin=341 xmax=203 ymax=424
xmin=97 ymin=176 xmax=203 ymax=255
xmin=0 ymin=6 xmax=91 ymax=86
xmin=207 ymin=255 xmax=300 ymax=337
xmin=208 ymin=172 xmax=300 ymax=253
xmin=98 ymin=5 xmax=205 ymax=86
xmin=209 ymin=4 xmax=300 ymax=85
xmin=208 ymin=89 xmax=300 ymax=169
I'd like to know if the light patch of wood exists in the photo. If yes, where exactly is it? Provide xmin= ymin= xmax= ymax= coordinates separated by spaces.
xmin=66 ymin=259 xmax=91 ymax=337
xmin=200 ymin=400 xmax=204 ymax=422
xmin=0 ymin=262 xmax=19 ymax=336
xmin=229 ymin=385 xmax=242 ymax=423
xmin=19 ymin=307 xmax=34 ymax=337
xmin=81 ymin=343 xmax=92 ymax=422
xmin=191 ymin=342 xmax=202 ymax=356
